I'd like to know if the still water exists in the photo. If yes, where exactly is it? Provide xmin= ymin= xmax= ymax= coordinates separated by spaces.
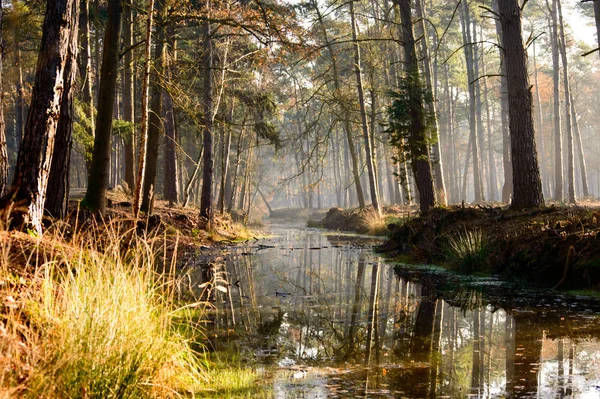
xmin=191 ymin=220 xmax=600 ymax=398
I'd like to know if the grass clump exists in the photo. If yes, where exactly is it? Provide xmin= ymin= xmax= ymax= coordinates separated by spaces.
xmin=444 ymin=227 xmax=489 ymax=273
xmin=1 ymin=219 xmax=206 ymax=398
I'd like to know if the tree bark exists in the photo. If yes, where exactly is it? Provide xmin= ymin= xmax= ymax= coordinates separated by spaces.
xmin=200 ymin=1 xmax=214 ymax=222
xmin=396 ymin=0 xmax=436 ymax=213
xmin=2 ymin=0 xmax=79 ymax=233
xmin=141 ymin=0 xmax=166 ymax=214
xmin=349 ymin=0 xmax=380 ymax=214
xmin=498 ymin=0 xmax=544 ymax=209
xmin=493 ymin=0 xmax=513 ymax=203
xmin=13 ymin=2 xmax=25 ymax=151
xmin=133 ymin=0 xmax=154 ymax=216
xmin=415 ymin=0 xmax=447 ymax=206
xmin=45 ymin=23 xmax=79 ymax=219
xmin=556 ymin=0 xmax=575 ymax=204
xmin=82 ymin=0 xmax=122 ymax=214
xmin=0 ymin=3 xmax=7 ymax=198
xmin=546 ymin=0 xmax=563 ymax=202
xmin=570 ymin=92 xmax=589 ymax=197
xmin=461 ymin=1 xmax=484 ymax=202
xmin=122 ymin=0 xmax=135 ymax=190
xmin=532 ymin=39 xmax=548 ymax=198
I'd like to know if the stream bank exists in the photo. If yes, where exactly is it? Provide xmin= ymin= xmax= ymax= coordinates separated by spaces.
xmin=382 ymin=205 xmax=600 ymax=290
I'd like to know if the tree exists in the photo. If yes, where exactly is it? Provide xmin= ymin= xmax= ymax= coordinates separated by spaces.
xmin=1 ymin=0 xmax=79 ymax=233
xmin=390 ymin=0 xmax=437 ymax=213
xmin=200 ymin=0 xmax=215 ymax=221
xmin=82 ymin=0 xmax=122 ymax=214
xmin=498 ymin=0 xmax=544 ymax=209
xmin=0 ymin=1 xmax=7 ymax=198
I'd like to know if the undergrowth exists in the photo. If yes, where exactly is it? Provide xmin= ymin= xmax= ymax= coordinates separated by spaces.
xmin=0 ymin=215 xmax=207 ymax=398
xmin=443 ymin=227 xmax=489 ymax=273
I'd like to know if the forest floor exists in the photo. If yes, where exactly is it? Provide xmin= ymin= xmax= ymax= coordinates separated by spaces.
xmin=316 ymin=200 xmax=600 ymax=291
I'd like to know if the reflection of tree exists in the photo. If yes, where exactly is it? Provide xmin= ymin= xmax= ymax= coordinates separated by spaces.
xmin=344 ymin=254 xmax=366 ymax=359
xmin=506 ymin=313 xmax=543 ymax=397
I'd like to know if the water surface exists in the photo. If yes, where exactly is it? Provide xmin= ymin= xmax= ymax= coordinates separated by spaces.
xmin=192 ymin=220 xmax=600 ymax=398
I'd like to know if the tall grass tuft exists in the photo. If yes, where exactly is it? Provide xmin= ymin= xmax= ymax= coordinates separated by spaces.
xmin=444 ymin=227 xmax=489 ymax=273
xmin=1 ymin=217 xmax=206 ymax=398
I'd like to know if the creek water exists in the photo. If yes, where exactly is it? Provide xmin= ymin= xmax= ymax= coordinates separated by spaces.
xmin=191 ymin=219 xmax=600 ymax=398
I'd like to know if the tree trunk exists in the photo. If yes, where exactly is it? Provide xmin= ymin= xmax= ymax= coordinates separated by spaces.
xmin=218 ymin=101 xmax=233 ymax=213
xmin=140 ymin=0 xmax=166 ymax=214
xmin=556 ymin=0 xmax=575 ymax=204
xmin=122 ymin=0 xmax=135 ymax=191
xmin=200 ymin=3 xmax=214 ymax=222
xmin=13 ymin=2 xmax=25 ymax=150
xmin=313 ymin=1 xmax=365 ymax=209
xmin=498 ymin=0 xmax=544 ymax=209
xmin=570 ymin=92 xmax=589 ymax=197
xmin=461 ymin=1 xmax=484 ymax=202
xmin=163 ymin=71 xmax=179 ymax=205
xmin=594 ymin=0 xmax=600 ymax=57
xmin=482 ymin=54 xmax=498 ymax=201
xmin=2 ymin=0 xmax=79 ymax=233
xmin=82 ymin=0 xmax=122 ymax=214
xmin=415 ymin=0 xmax=447 ymax=206
xmin=133 ymin=0 xmax=154 ymax=216
xmin=396 ymin=0 xmax=436 ymax=213
xmin=493 ymin=0 xmax=513 ymax=203
xmin=0 ymin=3 xmax=6 ymax=198
xmin=546 ymin=0 xmax=563 ymax=202
xmin=532 ymin=39 xmax=548 ymax=199
xmin=350 ymin=0 xmax=380 ymax=214
xmin=46 ymin=29 xmax=78 ymax=219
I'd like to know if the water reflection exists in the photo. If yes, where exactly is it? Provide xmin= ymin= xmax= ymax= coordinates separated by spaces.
xmin=192 ymin=221 xmax=600 ymax=398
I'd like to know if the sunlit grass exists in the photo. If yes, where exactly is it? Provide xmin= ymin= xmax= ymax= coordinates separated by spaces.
xmin=0 ymin=216 xmax=206 ymax=398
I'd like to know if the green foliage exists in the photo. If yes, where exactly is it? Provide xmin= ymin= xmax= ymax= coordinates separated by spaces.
xmin=386 ymin=75 xmax=436 ymax=163
xmin=443 ymin=228 xmax=489 ymax=273
xmin=112 ymin=119 xmax=135 ymax=142
xmin=235 ymin=88 xmax=281 ymax=149
xmin=72 ymin=98 xmax=95 ymax=161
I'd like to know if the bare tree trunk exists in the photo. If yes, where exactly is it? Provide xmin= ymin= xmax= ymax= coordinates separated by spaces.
xmin=82 ymin=0 xmax=122 ymax=214
xmin=2 ymin=0 xmax=79 ymax=233
xmin=493 ymin=0 xmax=513 ymax=202
xmin=133 ymin=0 xmax=154 ymax=216
xmin=461 ymin=1 xmax=484 ymax=202
xmin=218 ymin=101 xmax=233 ymax=213
xmin=122 ymin=0 xmax=135 ymax=190
xmin=350 ymin=0 xmax=380 ymax=214
xmin=13 ymin=2 xmax=25 ymax=150
xmin=556 ymin=0 xmax=575 ymax=204
xmin=482 ymin=57 xmax=498 ymax=201
xmin=200 ymin=0 xmax=214 ymax=222
xmin=570 ymin=92 xmax=589 ymax=197
xmin=532 ymin=39 xmax=548 ymax=199
xmin=546 ymin=0 xmax=563 ymax=202
xmin=498 ymin=0 xmax=544 ymax=209
xmin=0 ymin=3 xmax=6 ymax=198
xmin=141 ymin=0 xmax=166 ymax=214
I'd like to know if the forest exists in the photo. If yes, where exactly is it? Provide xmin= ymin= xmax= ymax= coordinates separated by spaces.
xmin=1 ymin=0 xmax=600 ymax=396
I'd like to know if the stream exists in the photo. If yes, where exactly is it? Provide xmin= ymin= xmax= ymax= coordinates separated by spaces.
xmin=189 ymin=219 xmax=600 ymax=398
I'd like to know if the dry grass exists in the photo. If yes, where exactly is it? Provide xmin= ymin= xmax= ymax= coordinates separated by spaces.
xmin=0 ymin=214 xmax=207 ymax=398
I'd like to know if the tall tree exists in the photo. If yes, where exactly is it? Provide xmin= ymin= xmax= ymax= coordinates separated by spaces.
xmin=349 ymin=0 xmax=380 ymax=214
xmin=1 ymin=0 xmax=79 ymax=233
xmin=498 ymin=0 xmax=544 ymax=209
xmin=546 ymin=0 xmax=563 ymax=201
xmin=82 ymin=0 xmax=122 ymax=214
xmin=141 ymin=0 xmax=166 ymax=214
xmin=391 ymin=0 xmax=437 ymax=213
xmin=200 ymin=0 xmax=215 ymax=221
xmin=0 ymin=0 xmax=7 ymax=198
xmin=133 ymin=0 xmax=155 ymax=216
xmin=556 ymin=0 xmax=575 ymax=203
xmin=45 ymin=10 xmax=79 ymax=219
xmin=122 ymin=0 xmax=135 ymax=190
xmin=415 ymin=0 xmax=447 ymax=205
